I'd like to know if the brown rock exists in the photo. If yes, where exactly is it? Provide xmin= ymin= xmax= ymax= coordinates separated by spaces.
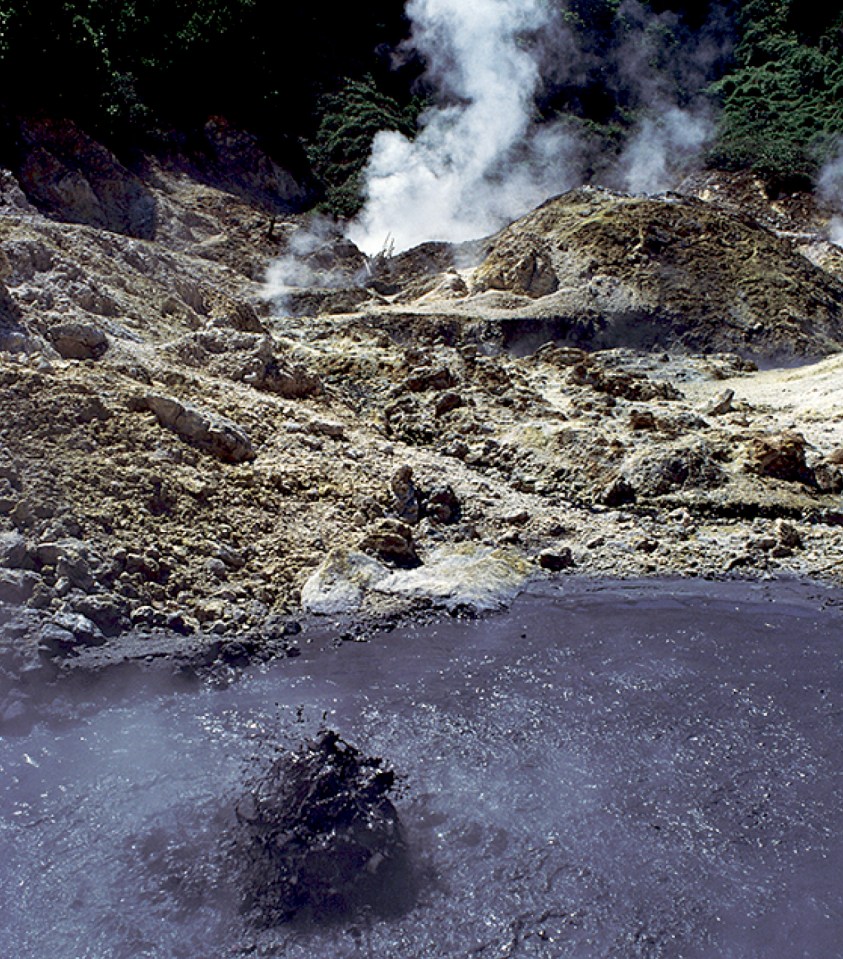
xmin=145 ymin=393 xmax=256 ymax=463
xmin=703 ymin=389 xmax=735 ymax=416
xmin=391 ymin=465 xmax=419 ymax=525
xmin=434 ymin=391 xmax=464 ymax=417
xmin=629 ymin=409 xmax=656 ymax=430
xmin=358 ymin=519 xmax=420 ymax=568
xmin=746 ymin=432 xmax=811 ymax=483
xmin=49 ymin=322 xmax=109 ymax=360
xmin=474 ymin=238 xmax=559 ymax=298
xmin=776 ymin=521 xmax=803 ymax=550
xmin=601 ymin=477 xmax=636 ymax=507
xmin=422 ymin=485 xmax=460 ymax=524
xmin=537 ymin=547 xmax=575 ymax=571
xmin=404 ymin=366 xmax=459 ymax=393
xmin=17 ymin=116 xmax=156 ymax=238
xmin=814 ymin=461 xmax=843 ymax=494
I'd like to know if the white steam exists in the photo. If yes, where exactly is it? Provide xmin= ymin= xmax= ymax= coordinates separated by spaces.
xmin=263 ymin=217 xmax=362 ymax=315
xmin=347 ymin=0 xmax=578 ymax=255
xmin=818 ymin=139 xmax=843 ymax=247
xmin=616 ymin=107 xmax=714 ymax=195
xmin=347 ymin=0 xmax=726 ymax=256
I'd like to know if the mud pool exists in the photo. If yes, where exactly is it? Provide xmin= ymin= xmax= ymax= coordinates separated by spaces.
xmin=1 ymin=577 xmax=842 ymax=959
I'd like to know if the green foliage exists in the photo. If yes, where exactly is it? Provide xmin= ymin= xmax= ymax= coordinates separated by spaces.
xmin=0 ymin=0 xmax=840 ymax=204
xmin=709 ymin=0 xmax=843 ymax=187
xmin=308 ymin=77 xmax=423 ymax=217
xmin=0 ymin=1 xmax=411 ymax=143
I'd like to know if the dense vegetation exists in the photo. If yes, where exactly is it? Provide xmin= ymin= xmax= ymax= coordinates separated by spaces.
xmin=0 ymin=0 xmax=840 ymax=206
xmin=709 ymin=1 xmax=843 ymax=191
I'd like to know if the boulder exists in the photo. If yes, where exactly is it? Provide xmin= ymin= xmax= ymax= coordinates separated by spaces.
xmin=36 ymin=539 xmax=96 ymax=591
xmin=474 ymin=237 xmax=559 ymax=298
xmin=170 ymin=331 xmax=321 ymax=398
xmin=624 ymin=442 xmax=725 ymax=498
xmin=390 ymin=465 xmax=419 ymax=525
xmin=600 ymin=476 xmax=636 ymax=507
xmin=300 ymin=550 xmax=387 ymax=616
xmin=703 ymin=389 xmax=735 ymax=416
xmin=814 ymin=461 xmax=843 ymax=494
xmin=538 ymin=547 xmax=575 ymax=571
xmin=145 ymin=393 xmax=256 ymax=463
xmin=568 ymin=359 xmax=682 ymax=402
xmin=377 ymin=545 xmax=531 ymax=613
xmin=48 ymin=322 xmax=109 ymax=360
xmin=746 ymin=432 xmax=811 ymax=483
xmin=70 ymin=594 xmax=127 ymax=636
xmin=39 ymin=612 xmax=104 ymax=656
xmin=0 ymin=532 xmax=31 ymax=570
xmin=0 ymin=569 xmax=39 ymax=604
xmin=358 ymin=519 xmax=421 ymax=569
xmin=421 ymin=484 xmax=461 ymax=524
xmin=403 ymin=366 xmax=460 ymax=393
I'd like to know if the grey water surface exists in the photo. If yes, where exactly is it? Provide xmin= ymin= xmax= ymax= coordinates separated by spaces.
xmin=1 ymin=577 xmax=842 ymax=959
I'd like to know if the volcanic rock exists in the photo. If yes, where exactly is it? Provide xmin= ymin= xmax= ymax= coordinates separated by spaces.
xmin=358 ymin=519 xmax=421 ymax=568
xmin=421 ymin=484 xmax=460 ymax=524
xmin=470 ymin=188 xmax=843 ymax=357
xmin=16 ymin=117 xmax=157 ymax=238
xmin=0 ymin=531 xmax=30 ymax=569
xmin=48 ymin=321 xmax=109 ymax=361
xmin=391 ymin=465 xmax=420 ymax=525
xmin=704 ymin=389 xmax=735 ymax=416
xmin=746 ymin=432 xmax=811 ymax=483
xmin=538 ymin=547 xmax=575 ymax=571
xmin=0 ymin=569 xmax=39 ymax=604
xmin=145 ymin=393 xmax=256 ymax=463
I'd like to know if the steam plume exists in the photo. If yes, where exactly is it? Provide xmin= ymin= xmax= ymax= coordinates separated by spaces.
xmin=347 ymin=0 xmax=578 ymax=254
xmin=347 ymin=0 xmax=728 ymax=255
xmin=263 ymin=217 xmax=363 ymax=315
xmin=818 ymin=139 xmax=843 ymax=247
xmin=615 ymin=107 xmax=713 ymax=195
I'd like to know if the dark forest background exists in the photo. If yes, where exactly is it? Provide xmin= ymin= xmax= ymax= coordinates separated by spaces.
xmin=0 ymin=0 xmax=840 ymax=211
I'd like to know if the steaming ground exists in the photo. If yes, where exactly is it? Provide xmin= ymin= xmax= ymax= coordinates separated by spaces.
xmin=347 ymin=0 xmax=729 ymax=254
xmin=1 ymin=118 xmax=843 ymax=699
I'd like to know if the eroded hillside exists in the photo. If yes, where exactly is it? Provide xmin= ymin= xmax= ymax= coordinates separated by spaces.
xmin=1 ymin=121 xmax=843 ymax=698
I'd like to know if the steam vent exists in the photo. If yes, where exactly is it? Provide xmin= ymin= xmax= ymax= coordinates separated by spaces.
xmin=235 ymin=730 xmax=409 ymax=923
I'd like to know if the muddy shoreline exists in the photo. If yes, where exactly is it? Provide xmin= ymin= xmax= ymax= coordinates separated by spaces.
xmin=3 ymin=569 xmax=843 ymax=738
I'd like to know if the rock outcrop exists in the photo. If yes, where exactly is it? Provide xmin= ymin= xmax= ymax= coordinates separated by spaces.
xmin=16 ymin=117 xmax=157 ymax=239
xmin=145 ymin=394 xmax=256 ymax=463
xmin=468 ymin=188 xmax=843 ymax=358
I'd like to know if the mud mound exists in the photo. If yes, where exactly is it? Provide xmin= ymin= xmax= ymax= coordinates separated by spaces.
xmin=471 ymin=188 xmax=843 ymax=358
xmin=235 ymin=730 xmax=409 ymax=924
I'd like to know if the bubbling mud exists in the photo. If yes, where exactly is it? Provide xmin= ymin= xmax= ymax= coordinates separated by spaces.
xmin=1 ymin=577 xmax=841 ymax=958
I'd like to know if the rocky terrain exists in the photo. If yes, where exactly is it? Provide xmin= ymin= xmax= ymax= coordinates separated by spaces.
xmin=1 ymin=118 xmax=843 ymax=706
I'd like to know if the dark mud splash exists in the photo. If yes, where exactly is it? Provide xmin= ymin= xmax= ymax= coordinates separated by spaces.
xmin=234 ymin=729 xmax=411 ymax=925
xmin=1 ymin=577 xmax=842 ymax=958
